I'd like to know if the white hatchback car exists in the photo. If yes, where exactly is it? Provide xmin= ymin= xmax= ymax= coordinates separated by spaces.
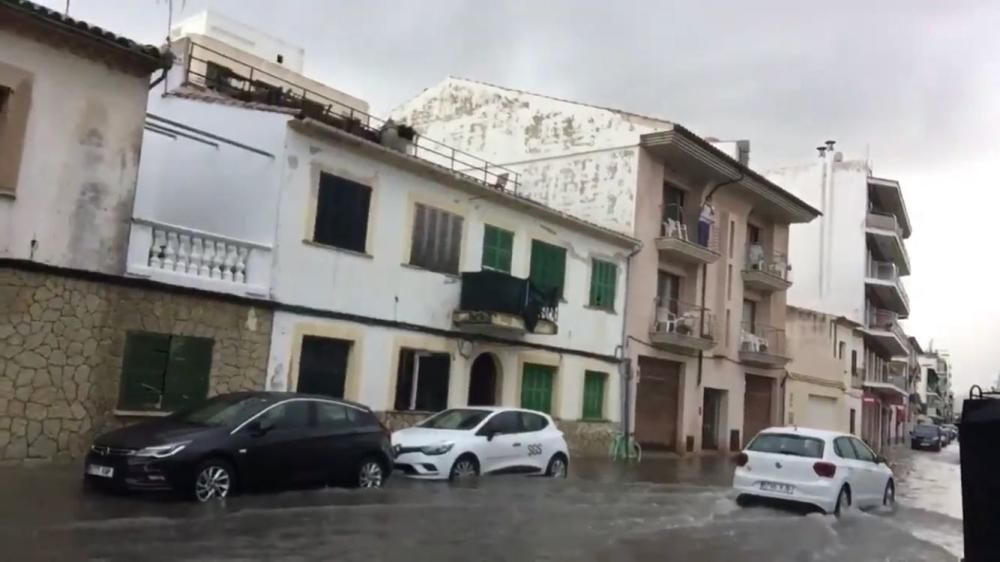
xmin=732 ymin=427 xmax=895 ymax=515
xmin=391 ymin=407 xmax=570 ymax=480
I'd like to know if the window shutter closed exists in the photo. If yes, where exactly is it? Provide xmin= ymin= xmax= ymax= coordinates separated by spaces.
xmin=410 ymin=203 xmax=463 ymax=274
xmin=162 ymin=336 xmax=213 ymax=410
xmin=119 ymin=333 xmax=171 ymax=411
xmin=529 ymin=240 xmax=566 ymax=298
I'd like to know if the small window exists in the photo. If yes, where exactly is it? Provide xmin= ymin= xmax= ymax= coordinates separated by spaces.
xmin=314 ymin=401 xmax=353 ymax=430
xmin=276 ymin=53 xmax=285 ymax=64
xmin=258 ymin=401 xmax=311 ymax=431
xmin=297 ymin=336 xmax=351 ymax=398
xmin=118 ymin=332 xmax=213 ymax=412
xmin=521 ymin=363 xmax=555 ymax=414
xmin=851 ymin=350 xmax=858 ymax=376
xmin=582 ymin=371 xmax=606 ymax=420
xmin=747 ymin=433 xmax=825 ymax=459
xmin=742 ymin=299 xmax=757 ymax=332
xmin=394 ymin=350 xmax=450 ymax=411
xmin=529 ymin=240 xmax=566 ymax=298
xmin=747 ymin=224 xmax=761 ymax=244
xmin=589 ymin=259 xmax=617 ymax=310
xmin=726 ymin=264 xmax=733 ymax=299
xmin=410 ymin=203 xmax=463 ymax=274
xmin=838 ymin=341 xmax=846 ymax=359
xmin=519 ymin=412 xmax=549 ymax=432
xmin=481 ymin=224 xmax=514 ymax=273
xmin=313 ymin=172 xmax=372 ymax=253
xmin=728 ymin=220 xmax=736 ymax=258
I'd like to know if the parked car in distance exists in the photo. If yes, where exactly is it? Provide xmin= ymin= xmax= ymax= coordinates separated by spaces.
xmin=733 ymin=427 xmax=895 ymax=516
xmin=943 ymin=424 xmax=958 ymax=444
xmin=910 ymin=424 xmax=943 ymax=452
xmin=391 ymin=407 xmax=569 ymax=481
xmin=84 ymin=392 xmax=394 ymax=502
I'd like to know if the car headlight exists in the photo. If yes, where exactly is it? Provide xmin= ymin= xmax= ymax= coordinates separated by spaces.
xmin=420 ymin=442 xmax=454 ymax=455
xmin=133 ymin=442 xmax=190 ymax=458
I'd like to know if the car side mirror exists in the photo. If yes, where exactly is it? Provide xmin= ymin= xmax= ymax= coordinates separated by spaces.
xmin=875 ymin=455 xmax=887 ymax=465
xmin=246 ymin=419 xmax=272 ymax=437
xmin=477 ymin=428 xmax=497 ymax=441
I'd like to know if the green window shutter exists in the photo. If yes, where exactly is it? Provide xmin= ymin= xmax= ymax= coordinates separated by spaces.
xmin=118 ymin=332 xmax=171 ymax=411
xmin=162 ymin=336 xmax=214 ymax=411
xmin=482 ymin=225 xmax=514 ymax=273
xmin=589 ymin=260 xmax=617 ymax=310
xmin=521 ymin=363 xmax=555 ymax=414
xmin=529 ymin=240 xmax=567 ymax=298
xmin=582 ymin=371 xmax=607 ymax=420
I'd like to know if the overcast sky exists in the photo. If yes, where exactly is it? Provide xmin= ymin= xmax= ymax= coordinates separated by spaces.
xmin=44 ymin=0 xmax=1000 ymax=396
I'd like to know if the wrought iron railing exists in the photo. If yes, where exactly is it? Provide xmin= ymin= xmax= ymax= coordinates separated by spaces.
xmin=183 ymin=41 xmax=521 ymax=191
xmin=739 ymin=322 xmax=787 ymax=356
xmin=457 ymin=270 xmax=558 ymax=330
xmin=866 ymin=307 xmax=908 ymax=345
xmin=659 ymin=204 xmax=720 ymax=252
xmin=744 ymin=244 xmax=789 ymax=280
xmin=651 ymin=298 xmax=715 ymax=340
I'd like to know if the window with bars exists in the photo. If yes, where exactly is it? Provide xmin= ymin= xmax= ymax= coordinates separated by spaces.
xmin=582 ymin=371 xmax=607 ymax=420
xmin=409 ymin=203 xmax=464 ymax=274
xmin=118 ymin=332 xmax=213 ymax=411
xmin=529 ymin=240 xmax=566 ymax=298
xmin=521 ymin=363 xmax=555 ymax=414
xmin=313 ymin=172 xmax=372 ymax=253
xmin=481 ymin=224 xmax=513 ymax=273
xmin=589 ymin=259 xmax=617 ymax=310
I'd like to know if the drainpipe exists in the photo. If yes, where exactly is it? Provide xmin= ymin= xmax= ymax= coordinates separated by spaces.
xmin=618 ymin=242 xmax=644 ymax=460
xmin=696 ymin=171 xmax=744 ymax=388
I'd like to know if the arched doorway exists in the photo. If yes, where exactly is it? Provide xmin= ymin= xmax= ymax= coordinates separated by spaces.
xmin=468 ymin=353 xmax=501 ymax=406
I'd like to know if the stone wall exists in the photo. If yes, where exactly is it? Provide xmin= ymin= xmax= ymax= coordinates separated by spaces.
xmin=0 ymin=265 xmax=273 ymax=463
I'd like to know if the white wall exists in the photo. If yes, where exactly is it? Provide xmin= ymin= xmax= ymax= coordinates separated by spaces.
xmin=272 ymin=127 xmax=631 ymax=357
xmin=765 ymin=157 xmax=870 ymax=324
xmin=171 ymin=10 xmax=306 ymax=73
xmin=0 ymin=31 xmax=151 ymax=274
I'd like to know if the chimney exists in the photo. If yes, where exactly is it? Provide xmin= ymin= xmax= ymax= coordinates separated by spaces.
xmin=736 ymin=140 xmax=750 ymax=166
xmin=817 ymin=145 xmax=827 ymax=158
xmin=825 ymin=140 xmax=836 ymax=152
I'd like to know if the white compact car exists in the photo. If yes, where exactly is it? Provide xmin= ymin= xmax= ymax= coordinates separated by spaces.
xmin=732 ymin=427 xmax=895 ymax=515
xmin=391 ymin=407 xmax=570 ymax=480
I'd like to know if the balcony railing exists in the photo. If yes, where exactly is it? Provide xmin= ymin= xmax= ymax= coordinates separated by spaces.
xmin=456 ymin=270 xmax=558 ymax=332
xmin=866 ymin=308 xmax=908 ymax=344
xmin=867 ymin=259 xmax=910 ymax=310
xmin=126 ymin=219 xmax=272 ymax=297
xmin=740 ymin=322 xmax=787 ymax=356
xmin=866 ymin=211 xmax=904 ymax=238
xmin=660 ymin=204 xmax=720 ymax=250
xmin=651 ymin=299 xmax=715 ymax=340
xmin=745 ymin=244 xmax=790 ymax=280
xmin=183 ymin=41 xmax=521 ymax=192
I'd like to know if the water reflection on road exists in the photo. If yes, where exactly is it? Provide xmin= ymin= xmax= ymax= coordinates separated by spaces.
xmin=0 ymin=444 xmax=963 ymax=561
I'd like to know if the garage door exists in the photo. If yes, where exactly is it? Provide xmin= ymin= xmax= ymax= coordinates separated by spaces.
xmin=635 ymin=357 xmax=680 ymax=451
xmin=743 ymin=374 xmax=773 ymax=446
xmin=804 ymin=395 xmax=839 ymax=431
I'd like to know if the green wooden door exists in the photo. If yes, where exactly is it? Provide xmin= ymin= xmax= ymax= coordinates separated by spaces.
xmin=118 ymin=332 xmax=171 ymax=411
xmin=521 ymin=363 xmax=555 ymax=413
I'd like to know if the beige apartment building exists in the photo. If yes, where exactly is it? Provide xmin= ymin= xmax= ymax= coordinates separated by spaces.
xmin=392 ymin=78 xmax=819 ymax=453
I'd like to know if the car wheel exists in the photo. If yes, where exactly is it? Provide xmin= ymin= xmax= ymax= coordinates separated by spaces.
xmin=357 ymin=457 xmax=387 ymax=489
xmin=545 ymin=454 xmax=568 ymax=478
xmin=882 ymin=479 xmax=895 ymax=508
xmin=193 ymin=458 xmax=235 ymax=503
xmin=735 ymin=494 xmax=754 ymax=508
xmin=833 ymin=485 xmax=851 ymax=517
xmin=449 ymin=454 xmax=479 ymax=481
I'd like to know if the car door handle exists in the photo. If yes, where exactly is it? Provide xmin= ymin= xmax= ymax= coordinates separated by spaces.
xmin=513 ymin=443 xmax=522 ymax=447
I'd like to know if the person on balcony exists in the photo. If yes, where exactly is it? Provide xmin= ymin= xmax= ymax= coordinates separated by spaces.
xmin=698 ymin=198 xmax=715 ymax=246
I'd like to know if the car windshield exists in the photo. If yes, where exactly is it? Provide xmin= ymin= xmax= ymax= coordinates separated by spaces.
xmin=748 ymin=433 xmax=825 ymax=458
xmin=168 ymin=395 xmax=272 ymax=428
xmin=419 ymin=408 xmax=492 ymax=430
xmin=914 ymin=425 xmax=939 ymax=436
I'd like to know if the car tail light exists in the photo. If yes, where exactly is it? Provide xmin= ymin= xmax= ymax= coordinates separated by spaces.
xmin=813 ymin=461 xmax=837 ymax=478
xmin=734 ymin=452 xmax=748 ymax=467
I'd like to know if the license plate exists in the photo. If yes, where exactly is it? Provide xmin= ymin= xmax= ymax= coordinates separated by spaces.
xmin=86 ymin=464 xmax=114 ymax=478
xmin=760 ymin=481 xmax=794 ymax=494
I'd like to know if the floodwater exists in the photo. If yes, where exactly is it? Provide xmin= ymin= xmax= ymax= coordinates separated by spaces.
xmin=0 ymin=444 xmax=963 ymax=561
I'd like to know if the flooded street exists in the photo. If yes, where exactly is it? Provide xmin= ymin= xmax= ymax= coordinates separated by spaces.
xmin=0 ymin=445 xmax=962 ymax=562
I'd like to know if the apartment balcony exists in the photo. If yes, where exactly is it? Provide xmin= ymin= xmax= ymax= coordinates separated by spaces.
xmin=654 ymin=217 xmax=721 ymax=265
xmin=860 ymin=308 xmax=909 ymax=357
xmin=863 ymin=362 xmax=909 ymax=400
xmin=742 ymin=244 xmax=792 ymax=292
xmin=865 ymin=259 xmax=910 ymax=317
xmin=865 ymin=211 xmax=911 ymax=276
xmin=649 ymin=299 xmax=715 ymax=354
xmin=452 ymin=270 xmax=558 ymax=336
xmin=125 ymin=219 xmax=272 ymax=297
xmin=739 ymin=323 xmax=790 ymax=368
xmin=182 ymin=41 xmax=521 ymax=192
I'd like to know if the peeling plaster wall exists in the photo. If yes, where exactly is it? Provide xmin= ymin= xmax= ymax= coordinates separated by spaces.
xmin=391 ymin=78 xmax=673 ymax=235
xmin=0 ymin=31 xmax=152 ymax=275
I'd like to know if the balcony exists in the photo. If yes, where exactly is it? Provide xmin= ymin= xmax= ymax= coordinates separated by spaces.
xmin=452 ymin=270 xmax=558 ymax=336
xmin=865 ymin=259 xmax=910 ymax=317
xmin=860 ymin=308 xmax=909 ymax=357
xmin=865 ymin=211 xmax=911 ymax=276
xmin=654 ymin=214 xmax=721 ymax=265
xmin=863 ymin=362 xmax=909 ymax=400
xmin=125 ymin=219 xmax=272 ymax=297
xmin=739 ymin=323 xmax=790 ymax=368
xmin=742 ymin=244 xmax=792 ymax=292
xmin=182 ymin=41 xmax=521 ymax=192
xmin=649 ymin=299 xmax=715 ymax=354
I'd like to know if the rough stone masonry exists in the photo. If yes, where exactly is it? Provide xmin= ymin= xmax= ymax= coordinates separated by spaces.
xmin=0 ymin=264 xmax=273 ymax=463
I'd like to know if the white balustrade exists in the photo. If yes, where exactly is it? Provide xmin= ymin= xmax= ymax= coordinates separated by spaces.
xmin=146 ymin=227 xmax=253 ymax=286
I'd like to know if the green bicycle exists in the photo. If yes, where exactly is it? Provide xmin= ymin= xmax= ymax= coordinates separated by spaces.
xmin=609 ymin=432 xmax=642 ymax=462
